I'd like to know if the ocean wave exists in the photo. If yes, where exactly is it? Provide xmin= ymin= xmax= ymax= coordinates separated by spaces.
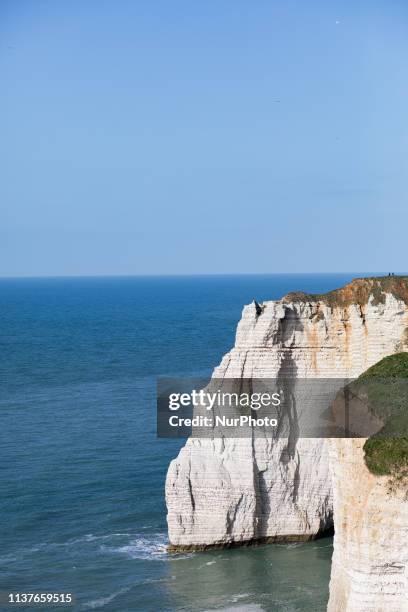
xmin=74 ymin=533 xmax=132 ymax=544
xmin=81 ymin=586 xmax=131 ymax=610
xmin=99 ymin=533 xmax=169 ymax=560
xmin=0 ymin=553 xmax=18 ymax=565
xmin=204 ymin=605 xmax=264 ymax=612
xmin=2 ymin=532 xmax=168 ymax=564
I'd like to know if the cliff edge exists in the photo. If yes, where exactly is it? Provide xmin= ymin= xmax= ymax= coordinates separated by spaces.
xmin=328 ymin=352 xmax=408 ymax=611
xmin=166 ymin=277 xmax=408 ymax=550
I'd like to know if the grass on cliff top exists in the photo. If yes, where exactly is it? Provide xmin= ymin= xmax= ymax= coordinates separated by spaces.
xmin=359 ymin=352 xmax=408 ymax=379
xmin=283 ymin=275 xmax=408 ymax=308
xmin=358 ymin=353 xmax=408 ymax=480
xmin=364 ymin=438 xmax=408 ymax=478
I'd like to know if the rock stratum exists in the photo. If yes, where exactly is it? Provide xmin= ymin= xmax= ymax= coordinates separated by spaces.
xmin=165 ymin=276 xmax=408 ymax=608
xmin=328 ymin=438 xmax=408 ymax=611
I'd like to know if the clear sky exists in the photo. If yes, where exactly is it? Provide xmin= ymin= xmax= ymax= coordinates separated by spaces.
xmin=1 ymin=0 xmax=408 ymax=276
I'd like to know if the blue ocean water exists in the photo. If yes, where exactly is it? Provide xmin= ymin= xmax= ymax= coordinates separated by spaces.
xmin=0 ymin=274 xmax=358 ymax=612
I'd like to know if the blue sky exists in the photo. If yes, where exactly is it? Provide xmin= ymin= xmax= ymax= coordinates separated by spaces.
xmin=1 ymin=0 xmax=408 ymax=276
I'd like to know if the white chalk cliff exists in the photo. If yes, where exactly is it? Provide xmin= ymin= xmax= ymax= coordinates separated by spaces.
xmin=165 ymin=277 xmax=408 ymax=607
xmin=328 ymin=438 xmax=408 ymax=611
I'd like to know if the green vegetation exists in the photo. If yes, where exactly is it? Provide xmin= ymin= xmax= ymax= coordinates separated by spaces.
xmin=283 ymin=273 xmax=408 ymax=489
xmin=359 ymin=352 xmax=408 ymax=379
xmin=355 ymin=353 xmax=408 ymax=487
xmin=364 ymin=437 xmax=408 ymax=477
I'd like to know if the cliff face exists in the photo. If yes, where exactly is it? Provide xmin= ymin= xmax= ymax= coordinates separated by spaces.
xmin=166 ymin=278 xmax=408 ymax=550
xmin=328 ymin=439 xmax=408 ymax=611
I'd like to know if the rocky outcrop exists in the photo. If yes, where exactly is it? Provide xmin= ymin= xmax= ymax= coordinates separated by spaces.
xmin=166 ymin=277 xmax=408 ymax=550
xmin=328 ymin=439 xmax=408 ymax=611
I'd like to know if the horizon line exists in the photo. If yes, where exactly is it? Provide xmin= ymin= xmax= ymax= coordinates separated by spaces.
xmin=0 ymin=271 xmax=400 ymax=281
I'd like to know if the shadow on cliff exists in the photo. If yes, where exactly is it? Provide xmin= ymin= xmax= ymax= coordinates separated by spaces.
xmin=253 ymin=351 xmax=300 ymax=539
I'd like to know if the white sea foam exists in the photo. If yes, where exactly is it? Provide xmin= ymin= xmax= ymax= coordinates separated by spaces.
xmin=16 ymin=531 xmax=183 ymax=565
xmin=230 ymin=594 xmax=251 ymax=601
xmin=80 ymin=533 xmax=131 ymax=544
xmin=7 ymin=532 xmax=152 ymax=563
xmin=99 ymin=533 xmax=169 ymax=560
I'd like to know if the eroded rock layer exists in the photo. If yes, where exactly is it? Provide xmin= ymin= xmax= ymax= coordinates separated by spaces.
xmin=328 ymin=439 xmax=408 ymax=611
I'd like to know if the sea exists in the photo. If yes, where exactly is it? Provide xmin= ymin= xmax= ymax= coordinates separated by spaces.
xmin=0 ymin=274 xmax=359 ymax=611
